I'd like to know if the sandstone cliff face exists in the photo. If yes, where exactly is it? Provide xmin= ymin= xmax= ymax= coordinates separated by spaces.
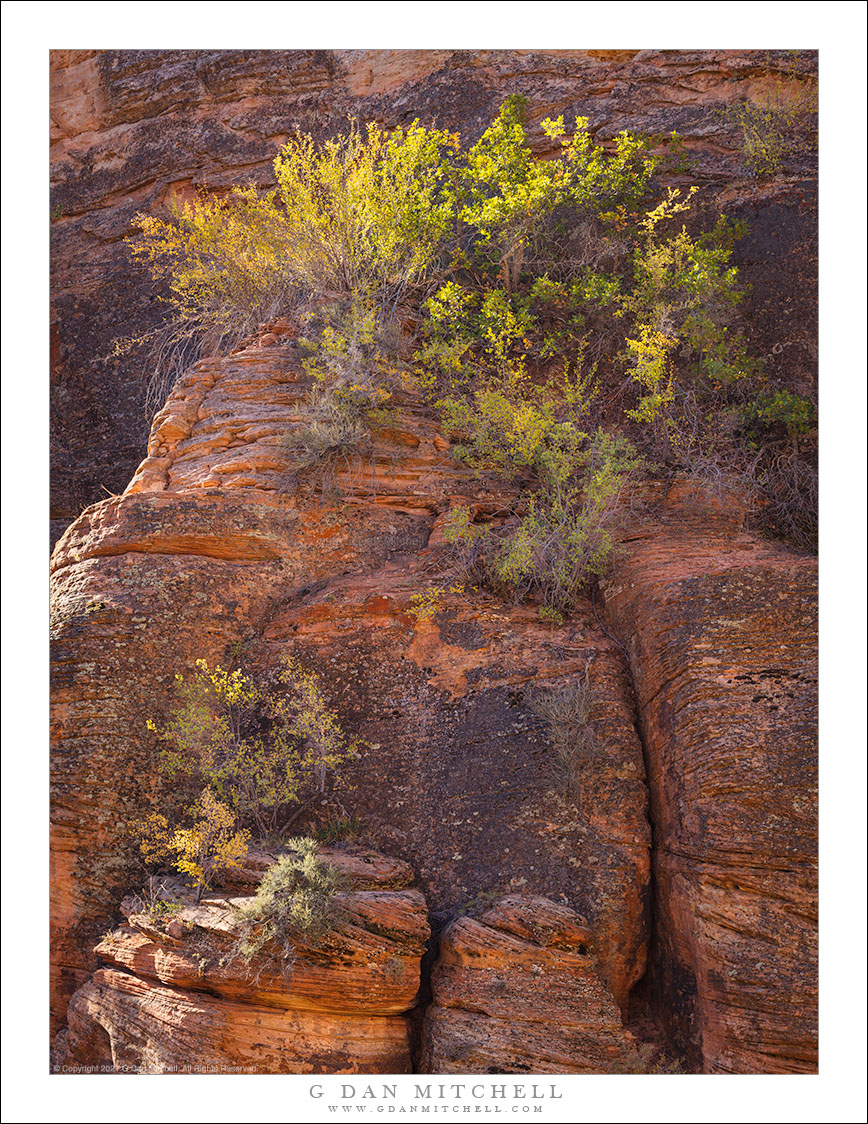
xmin=50 ymin=333 xmax=817 ymax=1072
xmin=49 ymin=49 xmax=817 ymax=543
xmin=600 ymin=491 xmax=818 ymax=1073
xmin=50 ymin=335 xmax=650 ymax=1046
xmin=56 ymin=848 xmax=429 ymax=1074
xmin=49 ymin=49 xmax=818 ymax=1073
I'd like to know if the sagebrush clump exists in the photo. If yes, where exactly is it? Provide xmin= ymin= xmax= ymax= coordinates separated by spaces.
xmin=232 ymin=837 xmax=345 ymax=980
xmin=279 ymin=385 xmax=373 ymax=493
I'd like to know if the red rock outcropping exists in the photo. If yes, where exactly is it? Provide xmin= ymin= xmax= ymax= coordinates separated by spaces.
xmin=56 ymin=847 xmax=429 ymax=1074
xmin=421 ymin=895 xmax=637 ymax=1073
xmin=50 ymin=335 xmax=651 ymax=1046
xmin=601 ymin=490 xmax=818 ymax=1073
xmin=50 ymin=320 xmax=818 ymax=1072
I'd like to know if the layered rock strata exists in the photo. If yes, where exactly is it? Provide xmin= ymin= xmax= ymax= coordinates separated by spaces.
xmin=421 ymin=895 xmax=637 ymax=1073
xmin=601 ymin=488 xmax=818 ymax=1073
xmin=50 ymin=335 xmax=651 ymax=1042
xmin=56 ymin=847 xmax=429 ymax=1074
xmin=50 ymin=332 xmax=818 ymax=1071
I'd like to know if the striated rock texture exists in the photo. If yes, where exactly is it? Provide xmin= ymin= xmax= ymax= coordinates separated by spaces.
xmin=50 ymin=334 xmax=651 ymax=1041
xmin=50 ymin=328 xmax=818 ymax=1071
xmin=56 ymin=847 xmax=429 ymax=1074
xmin=600 ymin=489 xmax=818 ymax=1073
xmin=421 ymin=895 xmax=637 ymax=1073
xmin=49 ymin=48 xmax=817 ymax=542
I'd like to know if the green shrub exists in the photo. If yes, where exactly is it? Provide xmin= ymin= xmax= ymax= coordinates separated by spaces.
xmin=130 ymin=116 xmax=457 ymax=334
xmin=123 ymin=117 xmax=456 ymax=411
xmin=739 ymin=388 xmax=816 ymax=442
xmin=146 ymin=656 xmax=364 ymax=838
xmin=444 ymin=427 xmax=640 ymax=612
xmin=657 ymin=129 xmax=692 ymax=176
xmin=722 ymin=56 xmax=818 ymax=177
xmin=272 ymin=118 xmax=456 ymax=312
xmin=618 ymin=194 xmax=763 ymax=457
xmin=313 ymin=814 xmax=363 ymax=845
xmin=297 ymin=297 xmax=406 ymax=392
xmin=123 ymin=95 xmax=815 ymax=566
xmin=128 ymin=187 xmax=297 ymax=342
xmin=279 ymin=301 xmax=400 ymax=489
xmin=125 ymin=99 xmax=655 ymax=401
xmin=406 ymin=106 xmax=816 ymax=566
xmin=414 ymin=102 xmax=657 ymax=407
xmin=232 ymin=838 xmax=345 ymax=979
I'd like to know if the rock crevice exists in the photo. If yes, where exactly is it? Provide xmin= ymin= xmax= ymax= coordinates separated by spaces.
xmin=600 ymin=488 xmax=817 ymax=1073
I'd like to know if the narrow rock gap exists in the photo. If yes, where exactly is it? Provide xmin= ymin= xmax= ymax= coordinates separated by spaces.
xmin=407 ymin=913 xmax=445 ymax=1073
xmin=594 ymin=592 xmax=691 ymax=1072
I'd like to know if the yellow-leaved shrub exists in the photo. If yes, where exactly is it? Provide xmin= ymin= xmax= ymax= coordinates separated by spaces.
xmin=134 ymin=788 xmax=250 ymax=900
xmin=135 ymin=654 xmax=364 ymax=895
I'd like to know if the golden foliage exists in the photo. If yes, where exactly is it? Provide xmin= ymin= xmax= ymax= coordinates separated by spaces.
xmin=147 ymin=656 xmax=363 ymax=837
xmin=169 ymin=788 xmax=250 ymax=897
xmin=134 ymin=788 xmax=250 ymax=899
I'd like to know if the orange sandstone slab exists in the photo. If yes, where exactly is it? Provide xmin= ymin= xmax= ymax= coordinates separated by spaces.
xmin=62 ymin=969 xmax=412 ymax=1075
xmin=421 ymin=896 xmax=636 ymax=1074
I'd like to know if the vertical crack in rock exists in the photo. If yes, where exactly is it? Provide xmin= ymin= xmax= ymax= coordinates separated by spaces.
xmin=599 ymin=484 xmax=818 ymax=1073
